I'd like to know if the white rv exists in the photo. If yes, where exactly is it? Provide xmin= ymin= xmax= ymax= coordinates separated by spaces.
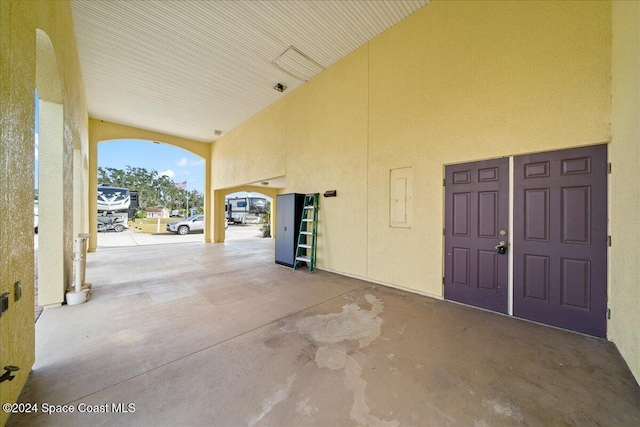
xmin=225 ymin=197 xmax=267 ymax=224
xmin=97 ymin=185 xmax=131 ymax=228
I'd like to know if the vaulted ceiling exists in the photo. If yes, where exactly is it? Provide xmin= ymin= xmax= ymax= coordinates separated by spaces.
xmin=70 ymin=0 xmax=429 ymax=142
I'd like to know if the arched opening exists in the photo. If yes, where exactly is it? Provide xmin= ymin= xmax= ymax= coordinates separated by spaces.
xmin=87 ymin=119 xmax=212 ymax=252
xmin=212 ymin=183 xmax=283 ymax=244
xmin=95 ymin=139 xmax=206 ymax=247
xmin=36 ymin=29 xmax=71 ymax=307
xmin=225 ymin=190 xmax=273 ymax=241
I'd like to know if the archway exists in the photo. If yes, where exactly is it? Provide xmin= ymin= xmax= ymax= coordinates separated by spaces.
xmin=95 ymin=138 xmax=206 ymax=246
xmin=212 ymin=184 xmax=283 ymax=243
xmin=88 ymin=119 xmax=211 ymax=251
xmin=225 ymin=190 xmax=273 ymax=241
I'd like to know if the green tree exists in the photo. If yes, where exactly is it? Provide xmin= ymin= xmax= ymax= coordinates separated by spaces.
xmin=97 ymin=166 xmax=204 ymax=212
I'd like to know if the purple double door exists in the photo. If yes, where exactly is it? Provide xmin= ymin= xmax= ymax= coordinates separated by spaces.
xmin=445 ymin=145 xmax=608 ymax=338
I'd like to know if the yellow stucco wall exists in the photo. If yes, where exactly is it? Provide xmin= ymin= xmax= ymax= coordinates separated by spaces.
xmin=610 ymin=0 xmax=640 ymax=384
xmin=368 ymin=0 xmax=611 ymax=294
xmin=1 ymin=0 xmax=88 ymax=423
xmin=212 ymin=0 xmax=611 ymax=291
xmin=286 ymin=46 xmax=370 ymax=277
xmin=212 ymin=0 xmax=640 ymax=382
xmin=211 ymin=100 xmax=287 ymax=190
xmin=3 ymin=5 xmax=633 ymax=420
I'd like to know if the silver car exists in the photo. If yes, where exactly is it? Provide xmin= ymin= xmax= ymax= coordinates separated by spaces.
xmin=166 ymin=215 xmax=204 ymax=235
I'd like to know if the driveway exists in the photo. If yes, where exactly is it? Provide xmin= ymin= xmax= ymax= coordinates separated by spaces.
xmin=97 ymin=224 xmax=264 ymax=247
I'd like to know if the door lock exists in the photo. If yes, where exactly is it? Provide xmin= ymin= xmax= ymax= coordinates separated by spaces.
xmin=495 ymin=241 xmax=508 ymax=254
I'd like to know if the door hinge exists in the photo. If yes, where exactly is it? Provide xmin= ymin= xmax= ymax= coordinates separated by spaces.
xmin=443 ymin=228 xmax=445 ymax=236
xmin=608 ymin=163 xmax=612 ymax=174
xmin=607 ymin=308 xmax=611 ymax=320
xmin=608 ymin=236 xmax=612 ymax=247
xmin=442 ymin=277 xmax=445 ymax=285
xmin=443 ymin=178 xmax=446 ymax=187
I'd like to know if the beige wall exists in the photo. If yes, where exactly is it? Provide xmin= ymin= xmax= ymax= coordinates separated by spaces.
xmin=2 ymin=3 xmax=637 ymax=420
xmin=286 ymin=46 xmax=370 ymax=277
xmin=0 ymin=0 xmax=89 ymax=423
xmin=211 ymin=100 xmax=287 ymax=190
xmin=610 ymin=1 xmax=640 ymax=384
xmin=212 ymin=0 xmax=612 ymax=291
xmin=212 ymin=0 xmax=640 ymax=382
xmin=368 ymin=0 xmax=611 ymax=294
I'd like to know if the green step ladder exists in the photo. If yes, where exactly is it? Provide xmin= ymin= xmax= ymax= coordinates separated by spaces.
xmin=293 ymin=193 xmax=319 ymax=272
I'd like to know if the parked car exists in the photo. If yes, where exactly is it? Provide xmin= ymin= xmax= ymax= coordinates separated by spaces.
xmin=167 ymin=215 xmax=204 ymax=235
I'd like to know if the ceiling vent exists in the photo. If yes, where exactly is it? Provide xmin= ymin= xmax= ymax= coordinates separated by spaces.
xmin=273 ymin=46 xmax=325 ymax=82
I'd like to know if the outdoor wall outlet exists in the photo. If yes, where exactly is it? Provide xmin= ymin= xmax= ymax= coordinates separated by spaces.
xmin=14 ymin=281 xmax=22 ymax=302
xmin=0 ymin=293 xmax=8 ymax=317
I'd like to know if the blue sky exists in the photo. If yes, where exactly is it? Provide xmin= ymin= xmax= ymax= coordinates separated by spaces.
xmin=35 ymin=134 xmax=259 ymax=199
xmin=35 ymin=95 xmax=204 ymax=194
xmin=99 ymin=139 xmax=205 ymax=193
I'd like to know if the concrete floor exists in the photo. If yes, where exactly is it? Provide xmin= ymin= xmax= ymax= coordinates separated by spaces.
xmin=10 ymin=238 xmax=640 ymax=426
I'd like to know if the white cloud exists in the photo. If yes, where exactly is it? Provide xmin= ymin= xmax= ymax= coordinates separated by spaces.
xmin=35 ymin=133 xmax=39 ymax=160
xmin=181 ymin=170 xmax=192 ymax=175
xmin=176 ymin=157 xmax=204 ymax=167
xmin=159 ymin=169 xmax=175 ymax=178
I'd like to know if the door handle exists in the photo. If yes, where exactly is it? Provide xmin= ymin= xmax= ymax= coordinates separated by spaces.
xmin=495 ymin=241 xmax=508 ymax=254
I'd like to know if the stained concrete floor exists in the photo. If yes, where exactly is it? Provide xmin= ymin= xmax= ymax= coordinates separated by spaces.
xmin=9 ymin=238 xmax=640 ymax=426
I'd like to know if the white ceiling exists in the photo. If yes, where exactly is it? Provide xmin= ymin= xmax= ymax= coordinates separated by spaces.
xmin=70 ymin=0 xmax=429 ymax=142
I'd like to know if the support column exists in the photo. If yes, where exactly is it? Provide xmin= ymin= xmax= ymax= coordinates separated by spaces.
xmin=204 ymin=144 xmax=214 ymax=243
xmin=38 ymin=100 xmax=66 ymax=306
xmin=88 ymin=134 xmax=98 ymax=252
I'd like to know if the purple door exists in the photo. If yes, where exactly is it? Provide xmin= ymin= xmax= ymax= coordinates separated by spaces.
xmin=514 ymin=145 xmax=608 ymax=337
xmin=445 ymin=158 xmax=509 ymax=314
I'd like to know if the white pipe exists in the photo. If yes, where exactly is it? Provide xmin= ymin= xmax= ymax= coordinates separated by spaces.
xmin=74 ymin=237 xmax=83 ymax=293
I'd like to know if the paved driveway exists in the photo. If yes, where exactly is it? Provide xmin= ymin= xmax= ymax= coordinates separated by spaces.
xmin=97 ymin=224 xmax=263 ymax=247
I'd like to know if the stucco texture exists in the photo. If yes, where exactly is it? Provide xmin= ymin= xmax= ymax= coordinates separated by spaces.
xmin=610 ymin=0 xmax=640 ymax=387
xmin=367 ymin=0 xmax=611 ymax=294
xmin=1 ymin=0 xmax=89 ymax=423
xmin=210 ymin=0 xmax=640 ymax=382
xmin=3 ymin=3 xmax=636 ymax=420
xmin=212 ymin=0 xmax=612 ymax=293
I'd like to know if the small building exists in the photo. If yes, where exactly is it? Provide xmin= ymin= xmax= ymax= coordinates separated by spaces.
xmin=145 ymin=207 xmax=170 ymax=219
